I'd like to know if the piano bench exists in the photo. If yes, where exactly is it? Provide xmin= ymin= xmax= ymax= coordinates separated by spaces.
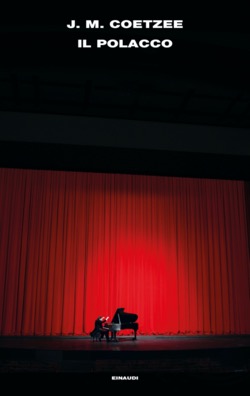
xmin=90 ymin=330 xmax=101 ymax=342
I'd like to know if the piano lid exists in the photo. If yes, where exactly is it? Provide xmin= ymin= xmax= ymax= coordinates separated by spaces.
xmin=111 ymin=308 xmax=138 ymax=324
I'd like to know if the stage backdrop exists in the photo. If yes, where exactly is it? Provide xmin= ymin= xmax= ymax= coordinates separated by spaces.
xmin=0 ymin=168 xmax=250 ymax=336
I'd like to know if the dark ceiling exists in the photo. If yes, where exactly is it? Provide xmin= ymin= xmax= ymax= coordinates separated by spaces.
xmin=1 ymin=22 xmax=250 ymax=130
xmin=0 ymin=18 xmax=250 ymax=180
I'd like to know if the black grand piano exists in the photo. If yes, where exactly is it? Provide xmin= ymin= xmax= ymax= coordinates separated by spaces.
xmin=105 ymin=308 xmax=139 ymax=341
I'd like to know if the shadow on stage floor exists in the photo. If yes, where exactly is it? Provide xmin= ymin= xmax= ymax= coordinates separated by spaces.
xmin=1 ymin=335 xmax=250 ymax=390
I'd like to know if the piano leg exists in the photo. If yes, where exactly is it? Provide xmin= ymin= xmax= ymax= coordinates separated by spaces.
xmin=111 ymin=331 xmax=118 ymax=342
xmin=110 ymin=330 xmax=137 ymax=341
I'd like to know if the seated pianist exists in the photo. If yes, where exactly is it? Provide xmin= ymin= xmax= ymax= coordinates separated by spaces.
xmin=90 ymin=316 xmax=110 ymax=342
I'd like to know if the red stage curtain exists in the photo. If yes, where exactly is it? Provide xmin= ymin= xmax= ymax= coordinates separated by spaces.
xmin=0 ymin=168 xmax=250 ymax=336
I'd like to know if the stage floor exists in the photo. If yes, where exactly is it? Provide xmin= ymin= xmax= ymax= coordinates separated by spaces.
xmin=1 ymin=334 xmax=250 ymax=351
xmin=1 ymin=335 xmax=250 ymax=389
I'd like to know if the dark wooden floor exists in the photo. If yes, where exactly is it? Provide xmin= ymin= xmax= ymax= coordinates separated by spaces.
xmin=1 ymin=335 xmax=250 ymax=389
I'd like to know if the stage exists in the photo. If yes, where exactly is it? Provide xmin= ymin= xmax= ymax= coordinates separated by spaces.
xmin=1 ymin=335 xmax=250 ymax=389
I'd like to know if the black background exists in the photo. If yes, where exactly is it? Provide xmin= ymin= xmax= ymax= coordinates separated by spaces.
xmin=1 ymin=7 xmax=250 ymax=390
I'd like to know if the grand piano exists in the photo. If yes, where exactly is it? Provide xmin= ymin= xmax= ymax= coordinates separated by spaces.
xmin=105 ymin=308 xmax=139 ymax=341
